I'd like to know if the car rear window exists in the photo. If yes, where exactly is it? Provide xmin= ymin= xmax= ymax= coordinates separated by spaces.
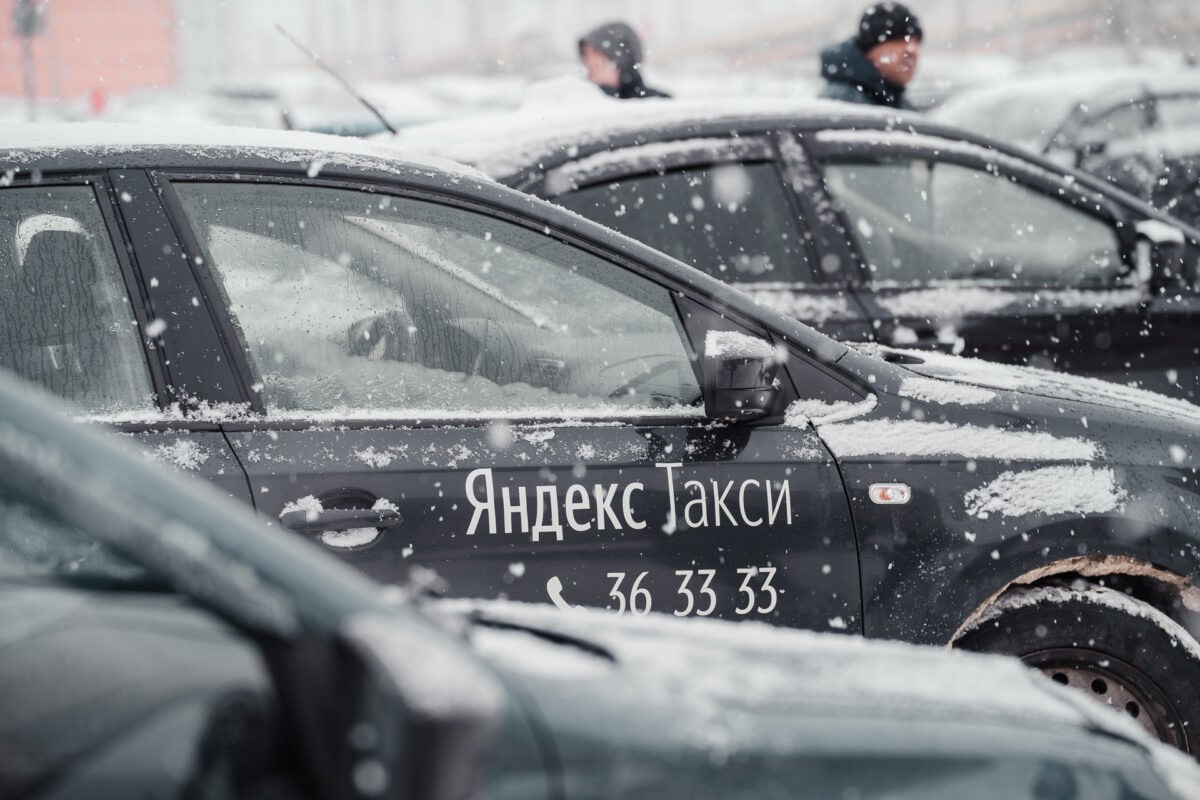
xmin=0 ymin=185 xmax=154 ymax=414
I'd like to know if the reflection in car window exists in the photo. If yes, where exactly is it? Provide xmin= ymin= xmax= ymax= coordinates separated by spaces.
xmin=821 ymin=158 xmax=1127 ymax=287
xmin=555 ymin=163 xmax=813 ymax=284
xmin=0 ymin=484 xmax=145 ymax=585
xmin=173 ymin=183 xmax=702 ymax=418
xmin=0 ymin=186 xmax=153 ymax=413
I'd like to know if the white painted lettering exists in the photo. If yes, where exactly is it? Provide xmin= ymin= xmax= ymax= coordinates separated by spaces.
xmin=739 ymin=479 xmax=763 ymax=527
xmin=683 ymin=479 xmax=709 ymax=528
xmin=594 ymin=484 xmax=622 ymax=530
xmin=465 ymin=468 xmax=497 ymax=535
xmin=622 ymin=482 xmax=646 ymax=530
xmin=766 ymin=480 xmax=793 ymax=525
xmin=501 ymin=486 xmax=529 ymax=534
xmin=711 ymin=480 xmax=738 ymax=527
xmin=655 ymin=462 xmax=682 ymax=532
xmin=564 ymin=484 xmax=591 ymax=532
xmin=532 ymin=485 xmax=564 ymax=542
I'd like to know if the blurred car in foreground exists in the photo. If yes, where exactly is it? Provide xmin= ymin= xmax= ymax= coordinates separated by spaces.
xmin=5 ymin=124 xmax=1200 ymax=750
xmin=394 ymin=98 xmax=1200 ymax=402
xmin=932 ymin=69 xmax=1200 ymax=228
xmin=2 ymin=369 xmax=1200 ymax=798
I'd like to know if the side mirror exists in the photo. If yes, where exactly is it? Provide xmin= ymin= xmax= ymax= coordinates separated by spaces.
xmin=269 ymin=613 xmax=501 ymax=800
xmin=702 ymin=331 xmax=782 ymax=423
xmin=334 ymin=614 xmax=502 ymax=800
xmin=1136 ymin=219 xmax=1189 ymax=294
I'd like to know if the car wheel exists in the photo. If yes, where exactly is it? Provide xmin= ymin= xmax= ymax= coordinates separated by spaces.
xmin=955 ymin=582 xmax=1200 ymax=754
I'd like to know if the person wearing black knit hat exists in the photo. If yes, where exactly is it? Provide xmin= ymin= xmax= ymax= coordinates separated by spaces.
xmin=819 ymin=3 xmax=923 ymax=109
xmin=578 ymin=21 xmax=670 ymax=100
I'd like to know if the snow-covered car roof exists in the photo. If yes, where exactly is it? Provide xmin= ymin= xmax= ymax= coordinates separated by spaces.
xmin=0 ymin=121 xmax=495 ymax=184
xmin=932 ymin=68 xmax=1200 ymax=149
xmin=384 ymin=97 xmax=913 ymax=181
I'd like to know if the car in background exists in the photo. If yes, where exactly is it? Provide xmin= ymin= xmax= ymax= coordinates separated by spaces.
xmin=6 ymin=124 xmax=1200 ymax=750
xmin=932 ymin=69 xmax=1200 ymax=228
xmin=394 ymin=98 xmax=1200 ymax=402
xmin=2 ymin=367 xmax=1200 ymax=798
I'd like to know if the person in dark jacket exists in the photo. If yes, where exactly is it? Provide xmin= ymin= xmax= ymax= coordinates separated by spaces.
xmin=820 ymin=3 xmax=922 ymax=110
xmin=579 ymin=21 xmax=670 ymax=100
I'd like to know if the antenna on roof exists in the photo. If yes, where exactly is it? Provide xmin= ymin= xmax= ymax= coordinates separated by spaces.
xmin=274 ymin=23 xmax=399 ymax=136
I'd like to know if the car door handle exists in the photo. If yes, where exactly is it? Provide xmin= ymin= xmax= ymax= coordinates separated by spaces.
xmin=280 ymin=506 xmax=403 ymax=534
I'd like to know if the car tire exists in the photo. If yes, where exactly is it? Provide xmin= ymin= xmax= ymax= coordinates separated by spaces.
xmin=955 ymin=582 xmax=1200 ymax=755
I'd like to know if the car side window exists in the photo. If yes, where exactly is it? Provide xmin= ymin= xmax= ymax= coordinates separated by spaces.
xmin=0 ymin=185 xmax=154 ymax=414
xmin=554 ymin=163 xmax=813 ymax=284
xmin=172 ymin=182 xmax=702 ymax=418
xmin=1155 ymin=94 xmax=1200 ymax=128
xmin=1075 ymin=100 xmax=1152 ymax=142
xmin=820 ymin=158 xmax=1127 ymax=288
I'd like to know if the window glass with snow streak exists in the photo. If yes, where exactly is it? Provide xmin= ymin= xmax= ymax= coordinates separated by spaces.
xmin=821 ymin=158 xmax=1127 ymax=288
xmin=174 ymin=182 xmax=702 ymax=418
xmin=0 ymin=185 xmax=153 ymax=414
xmin=556 ymin=163 xmax=813 ymax=284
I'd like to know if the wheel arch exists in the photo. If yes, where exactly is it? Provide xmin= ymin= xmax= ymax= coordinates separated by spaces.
xmin=947 ymin=554 xmax=1200 ymax=645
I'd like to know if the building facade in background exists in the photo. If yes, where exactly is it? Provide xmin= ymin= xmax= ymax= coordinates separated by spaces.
xmin=0 ymin=0 xmax=173 ymax=114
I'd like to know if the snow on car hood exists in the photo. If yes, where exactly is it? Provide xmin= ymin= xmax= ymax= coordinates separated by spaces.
xmin=858 ymin=343 xmax=1200 ymax=424
xmin=452 ymin=599 xmax=1101 ymax=745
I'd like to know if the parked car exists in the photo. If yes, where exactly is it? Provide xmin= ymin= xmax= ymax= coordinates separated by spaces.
xmin=5 ymin=124 xmax=1200 ymax=749
xmin=18 ymin=370 xmax=1200 ymax=799
xmin=932 ymin=69 xmax=1200 ymax=228
xmin=394 ymin=98 xmax=1200 ymax=403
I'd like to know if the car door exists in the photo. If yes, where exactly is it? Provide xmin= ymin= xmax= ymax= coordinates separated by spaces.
xmin=0 ymin=172 xmax=251 ymax=503
xmin=156 ymin=173 xmax=862 ymax=633
xmin=542 ymin=135 xmax=876 ymax=344
xmin=806 ymin=128 xmax=1147 ymax=381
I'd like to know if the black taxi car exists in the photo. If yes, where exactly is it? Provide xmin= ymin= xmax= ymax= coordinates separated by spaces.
xmin=5 ymin=370 xmax=1200 ymax=799
xmin=395 ymin=99 xmax=1200 ymax=402
xmin=4 ymin=124 xmax=1200 ymax=751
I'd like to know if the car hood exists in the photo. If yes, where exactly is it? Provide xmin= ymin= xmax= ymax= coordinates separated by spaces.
xmin=855 ymin=343 xmax=1200 ymax=427
xmin=448 ymin=602 xmax=1151 ymax=764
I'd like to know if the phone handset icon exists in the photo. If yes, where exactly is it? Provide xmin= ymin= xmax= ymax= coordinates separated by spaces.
xmin=546 ymin=576 xmax=582 ymax=611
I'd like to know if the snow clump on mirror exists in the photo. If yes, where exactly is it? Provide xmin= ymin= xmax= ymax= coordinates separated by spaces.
xmin=703 ymin=330 xmax=778 ymax=361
